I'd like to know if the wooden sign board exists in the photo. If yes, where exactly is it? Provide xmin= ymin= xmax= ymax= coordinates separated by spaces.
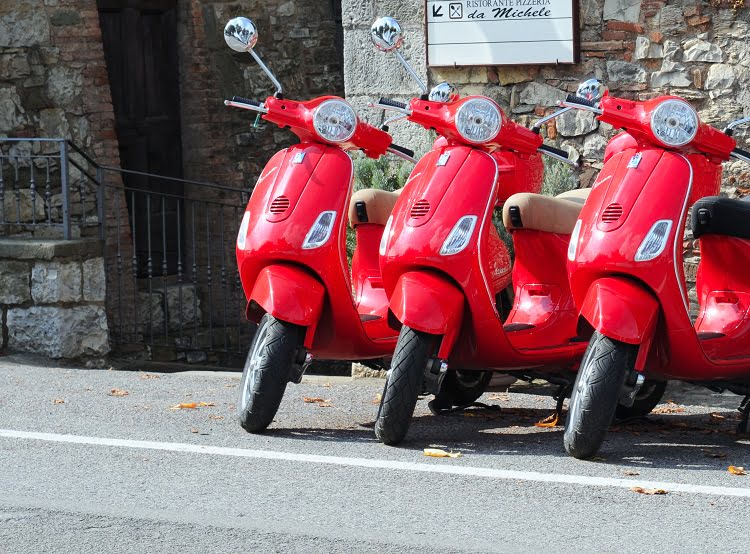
xmin=426 ymin=0 xmax=579 ymax=66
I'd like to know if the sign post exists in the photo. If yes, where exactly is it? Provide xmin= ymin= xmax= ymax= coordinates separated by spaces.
xmin=426 ymin=0 xmax=578 ymax=66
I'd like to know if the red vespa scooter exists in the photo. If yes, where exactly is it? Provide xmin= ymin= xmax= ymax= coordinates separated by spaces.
xmin=558 ymin=80 xmax=750 ymax=459
xmin=223 ymin=17 xmax=416 ymax=433
xmin=368 ymin=18 xmax=591 ymax=445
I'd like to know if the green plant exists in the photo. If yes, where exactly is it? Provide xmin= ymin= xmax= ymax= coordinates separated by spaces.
xmin=346 ymin=153 xmax=412 ymax=259
xmin=541 ymin=155 xmax=578 ymax=197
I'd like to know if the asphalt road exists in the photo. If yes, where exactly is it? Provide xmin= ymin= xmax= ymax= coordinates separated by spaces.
xmin=1 ymin=354 xmax=749 ymax=553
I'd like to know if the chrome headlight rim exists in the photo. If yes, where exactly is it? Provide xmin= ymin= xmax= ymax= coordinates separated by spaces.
xmin=649 ymin=99 xmax=699 ymax=148
xmin=454 ymin=97 xmax=502 ymax=144
xmin=312 ymin=99 xmax=358 ymax=143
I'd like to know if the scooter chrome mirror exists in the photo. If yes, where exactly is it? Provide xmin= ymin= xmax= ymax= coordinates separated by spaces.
xmin=224 ymin=17 xmax=283 ymax=98
xmin=428 ymin=82 xmax=459 ymax=103
xmin=370 ymin=16 xmax=428 ymax=95
xmin=576 ymin=78 xmax=607 ymax=101
xmin=370 ymin=16 xmax=403 ymax=52
xmin=224 ymin=17 xmax=257 ymax=52
xmin=724 ymin=116 xmax=750 ymax=136
xmin=532 ymin=78 xmax=607 ymax=133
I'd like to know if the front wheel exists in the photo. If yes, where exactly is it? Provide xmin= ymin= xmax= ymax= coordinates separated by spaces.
xmin=238 ymin=314 xmax=304 ymax=433
xmin=375 ymin=326 xmax=439 ymax=445
xmin=616 ymin=379 xmax=667 ymax=419
xmin=432 ymin=370 xmax=492 ymax=410
xmin=563 ymin=331 xmax=637 ymax=459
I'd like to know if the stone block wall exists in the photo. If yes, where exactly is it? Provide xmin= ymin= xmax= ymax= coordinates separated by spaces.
xmin=0 ymin=238 xmax=109 ymax=359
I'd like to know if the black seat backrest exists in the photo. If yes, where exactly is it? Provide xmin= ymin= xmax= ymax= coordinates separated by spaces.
xmin=691 ymin=196 xmax=750 ymax=240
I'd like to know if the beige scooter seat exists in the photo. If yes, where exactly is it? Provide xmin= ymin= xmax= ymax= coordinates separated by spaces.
xmin=502 ymin=188 xmax=592 ymax=235
xmin=348 ymin=188 xmax=403 ymax=226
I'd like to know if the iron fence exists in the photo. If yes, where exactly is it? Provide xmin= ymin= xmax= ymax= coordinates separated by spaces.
xmin=0 ymin=137 xmax=254 ymax=365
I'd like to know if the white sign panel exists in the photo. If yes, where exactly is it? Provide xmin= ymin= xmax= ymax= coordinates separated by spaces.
xmin=426 ymin=0 xmax=578 ymax=66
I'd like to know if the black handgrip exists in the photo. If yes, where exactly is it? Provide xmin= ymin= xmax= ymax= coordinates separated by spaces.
xmin=566 ymin=94 xmax=598 ymax=109
xmin=379 ymin=97 xmax=408 ymax=110
xmin=733 ymin=147 xmax=750 ymax=160
xmin=538 ymin=144 xmax=570 ymax=159
xmin=232 ymin=95 xmax=261 ymax=107
xmin=389 ymin=143 xmax=415 ymax=158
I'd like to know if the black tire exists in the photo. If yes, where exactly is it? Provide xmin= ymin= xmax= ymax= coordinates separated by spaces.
xmin=616 ymin=379 xmax=667 ymax=419
xmin=433 ymin=370 xmax=492 ymax=410
xmin=238 ymin=314 xmax=304 ymax=433
xmin=375 ymin=326 xmax=438 ymax=445
xmin=564 ymin=331 xmax=637 ymax=459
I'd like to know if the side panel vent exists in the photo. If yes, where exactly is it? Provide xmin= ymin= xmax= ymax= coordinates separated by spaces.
xmin=410 ymin=199 xmax=430 ymax=219
xmin=602 ymin=203 xmax=623 ymax=222
xmin=269 ymin=196 xmax=290 ymax=214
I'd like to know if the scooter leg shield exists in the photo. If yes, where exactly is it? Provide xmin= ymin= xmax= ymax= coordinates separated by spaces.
xmin=580 ymin=277 xmax=659 ymax=346
xmin=389 ymin=271 xmax=464 ymax=338
xmin=247 ymin=264 xmax=325 ymax=327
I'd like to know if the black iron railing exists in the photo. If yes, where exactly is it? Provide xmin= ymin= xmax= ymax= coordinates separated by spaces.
xmin=0 ymin=137 xmax=253 ymax=364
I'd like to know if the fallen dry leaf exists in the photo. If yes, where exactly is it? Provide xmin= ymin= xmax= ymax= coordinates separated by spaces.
xmin=316 ymin=402 xmax=333 ymax=408
xmin=651 ymin=401 xmax=685 ymax=414
xmin=53 ymin=399 xmax=65 ymax=405
xmin=322 ymin=382 xmax=333 ymax=388
xmin=190 ymin=427 xmax=199 ymax=434
xmin=208 ymin=414 xmax=224 ymax=420
xmin=169 ymin=401 xmax=214 ymax=410
xmin=622 ymin=470 xmax=640 ymax=476
xmin=535 ymin=413 xmax=559 ymax=428
xmin=423 ymin=448 xmax=462 ymax=459
xmin=631 ymin=486 xmax=667 ymax=495
xmin=170 ymin=402 xmax=197 ymax=410
xmin=708 ymin=412 xmax=726 ymax=422
xmin=303 ymin=396 xmax=328 ymax=404
xmin=108 ymin=388 xmax=129 ymax=397
xmin=728 ymin=466 xmax=747 ymax=476
xmin=487 ymin=393 xmax=509 ymax=402
xmin=371 ymin=393 xmax=383 ymax=404
xmin=140 ymin=373 xmax=160 ymax=380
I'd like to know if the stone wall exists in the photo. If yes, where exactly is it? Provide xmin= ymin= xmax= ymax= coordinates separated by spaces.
xmin=178 ymin=0 xmax=345 ymax=190
xmin=343 ymin=0 xmax=750 ymax=186
xmin=0 ymin=238 xmax=109 ymax=359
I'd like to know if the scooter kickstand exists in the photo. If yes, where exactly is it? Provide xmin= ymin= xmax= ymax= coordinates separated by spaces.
xmin=536 ymin=384 xmax=571 ymax=428
xmin=737 ymin=395 xmax=750 ymax=434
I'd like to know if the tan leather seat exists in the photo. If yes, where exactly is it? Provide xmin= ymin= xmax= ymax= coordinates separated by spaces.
xmin=502 ymin=188 xmax=592 ymax=234
xmin=348 ymin=188 xmax=403 ymax=226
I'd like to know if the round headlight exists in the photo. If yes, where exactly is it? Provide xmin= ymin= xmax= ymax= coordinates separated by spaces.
xmin=313 ymin=99 xmax=357 ymax=143
xmin=650 ymin=99 xmax=698 ymax=147
xmin=455 ymin=98 xmax=502 ymax=144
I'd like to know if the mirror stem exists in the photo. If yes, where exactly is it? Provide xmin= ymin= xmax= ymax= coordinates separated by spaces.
xmin=249 ymin=49 xmax=283 ymax=97
xmin=532 ymin=106 xmax=572 ymax=131
xmin=394 ymin=51 xmax=427 ymax=95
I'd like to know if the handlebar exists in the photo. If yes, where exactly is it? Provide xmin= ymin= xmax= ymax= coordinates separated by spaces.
xmin=731 ymin=147 xmax=750 ymax=164
xmin=387 ymin=143 xmax=416 ymax=164
xmin=565 ymin=94 xmax=598 ymax=109
xmin=538 ymin=144 xmax=580 ymax=167
xmin=224 ymin=96 xmax=268 ymax=113
xmin=379 ymin=97 xmax=408 ymax=110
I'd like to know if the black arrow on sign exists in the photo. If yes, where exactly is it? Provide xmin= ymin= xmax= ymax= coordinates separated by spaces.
xmin=432 ymin=5 xmax=444 ymax=17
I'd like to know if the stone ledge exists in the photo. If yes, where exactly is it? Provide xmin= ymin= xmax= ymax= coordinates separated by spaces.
xmin=0 ymin=238 xmax=103 ymax=260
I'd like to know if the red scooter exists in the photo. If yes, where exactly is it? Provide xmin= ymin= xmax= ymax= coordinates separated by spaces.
xmin=368 ymin=18 xmax=592 ymax=445
xmin=223 ymin=17 xmax=415 ymax=432
xmin=559 ymin=81 xmax=750 ymax=458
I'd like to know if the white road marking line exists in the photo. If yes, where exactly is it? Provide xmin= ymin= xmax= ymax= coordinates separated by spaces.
xmin=2 ymin=428 xmax=749 ymax=498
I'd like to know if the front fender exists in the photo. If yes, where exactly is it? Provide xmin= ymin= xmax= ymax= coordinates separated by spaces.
xmin=580 ymin=277 xmax=659 ymax=345
xmin=247 ymin=264 xmax=325 ymax=327
xmin=389 ymin=271 xmax=464 ymax=339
